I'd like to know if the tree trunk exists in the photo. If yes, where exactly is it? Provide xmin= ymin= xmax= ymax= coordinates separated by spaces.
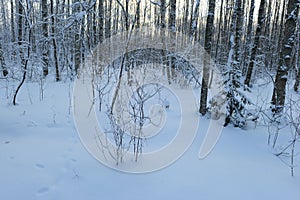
xmin=99 ymin=0 xmax=104 ymax=43
xmin=125 ymin=0 xmax=129 ymax=31
xmin=0 ymin=0 xmax=8 ymax=76
xmin=10 ymin=0 xmax=15 ymax=42
xmin=244 ymin=0 xmax=266 ymax=87
xmin=0 ymin=40 xmax=7 ymax=77
xmin=160 ymin=0 xmax=166 ymax=28
xmin=91 ymin=1 xmax=97 ymax=46
xmin=242 ymin=0 xmax=254 ymax=73
xmin=234 ymin=0 xmax=243 ymax=65
xmin=214 ymin=0 xmax=224 ymax=60
xmin=105 ymin=0 xmax=111 ymax=38
xmin=73 ymin=0 xmax=81 ymax=74
xmin=136 ymin=0 xmax=141 ymax=28
xmin=13 ymin=0 xmax=30 ymax=105
xmin=169 ymin=0 xmax=176 ymax=31
xmin=50 ymin=0 xmax=60 ymax=81
xmin=199 ymin=0 xmax=216 ymax=115
xmin=271 ymin=0 xmax=299 ymax=112
xmin=183 ymin=0 xmax=189 ymax=33
xmin=190 ymin=0 xmax=200 ymax=37
xmin=294 ymin=68 xmax=300 ymax=92
xmin=41 ymin=0 xmax=49 ymax=77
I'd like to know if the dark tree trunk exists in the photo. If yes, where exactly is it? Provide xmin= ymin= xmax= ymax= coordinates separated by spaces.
xmin=136 ymin=0 xmax=141 ymax=28
xmin=214 ymin=0 xmax=224 ymax=60
xmin=199 ymin=0 xmax=216 ymax=115
xmin=99 ymin=0 xmax=104 ymax=43
xmin=50 ymin=0 xmax=60 ymax=81
xmin=244 ymin=0 xmax=266 ymax=87
xmin=13 ymin=0 xmax=29 ymax=105
xmin=234 ymin=0 xmax=243 ymax=65
xmin=169 ymin=0 xmax=176 ymax=31
xmin=242 ymin=0 xmax=254 ymax=73
xmin=190 ymin=0 xmax=200 ymax=37
xmin=41 ymin=0 xmax=49 ymax=77
xmin=294 ymin=68 xmax=300 ymax=92
xmin=160 ymin=0 xmax=166 ymax=28
xmin=271 ymin=0 xmax=299 ymax=112
xmin=73 ymin=0 xmax=81 ymax=74
xmin=10 ymin=0 xmax=15 ymax=42
xmin=105 ymin=0 xmax=111 ymax=38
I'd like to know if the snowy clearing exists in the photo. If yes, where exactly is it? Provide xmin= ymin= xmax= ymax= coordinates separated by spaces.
xmin=1 ymin=80 xmax=299 ymax=200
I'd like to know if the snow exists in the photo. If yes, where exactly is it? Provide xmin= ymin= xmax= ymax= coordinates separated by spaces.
xmin=1 ymin=80 xmax=300 ymax=199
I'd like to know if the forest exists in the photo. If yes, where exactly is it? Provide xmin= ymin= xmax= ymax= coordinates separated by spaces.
xmin=0 ymin=1 xmax=300 ymax=197
xmin=0 ymin=0 xmax=299 ymax=118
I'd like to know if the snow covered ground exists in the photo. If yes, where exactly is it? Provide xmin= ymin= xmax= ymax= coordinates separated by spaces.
xmin=1 ymin=80 xmax=300 ymax=200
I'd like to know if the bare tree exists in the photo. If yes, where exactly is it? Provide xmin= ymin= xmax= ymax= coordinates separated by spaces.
xmin=13 ymin=0 xmax=32 ymax=105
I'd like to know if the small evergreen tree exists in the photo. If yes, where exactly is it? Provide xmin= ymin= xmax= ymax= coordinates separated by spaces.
xmin=224 ymin=65 xmax=252 ymax=127
xmin=224 ymin=0 xmax=252 ymax=128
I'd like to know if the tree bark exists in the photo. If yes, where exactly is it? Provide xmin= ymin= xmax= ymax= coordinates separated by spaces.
xmin=73 ymin=0 xmax=81 ymax=74
xmin=242 ymin=0 xmax=254 ymax=73
xmin=10 ymin=0 xmax=15 ymax=42
xmin=271 ymin=0 xmax=299 ymax=112
xmin=294 ymin=68 xmax=300 ymax=92
xmin=0 ymin=0 xmax=8 ymax=76
xmin=13 ymin=0 xmax=29 ymax=105
xmin=234 ymin=0 xmax=243 ymax=64
xmin=189 ymin=0 xmax=200 ymax=37
xmin=99 ymin=0 xmax=104 ymax=43
xmin=136 ymin=0 xmax=141 ymax=28
xmin=0 ymin=40 xmax=7 ymax=76
xmin=169 ymin=0 xmax=176 ymax=31
xmin=214 ymin=0 xmax=224 ymax=60
xmin=244 ymin=0 xmax=266 ymax=87
xmin=105 ymin=0 xmax=111 ymax=38
xmin=50 ymin=0 xmax=60 ymax=81
xmin=199 ymin=0 xmax=216 ymax=115
xmin=160 ymin=0 xmax=166 ymax=28
xmin=41 ymin=0 xmax=49 ymax=77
